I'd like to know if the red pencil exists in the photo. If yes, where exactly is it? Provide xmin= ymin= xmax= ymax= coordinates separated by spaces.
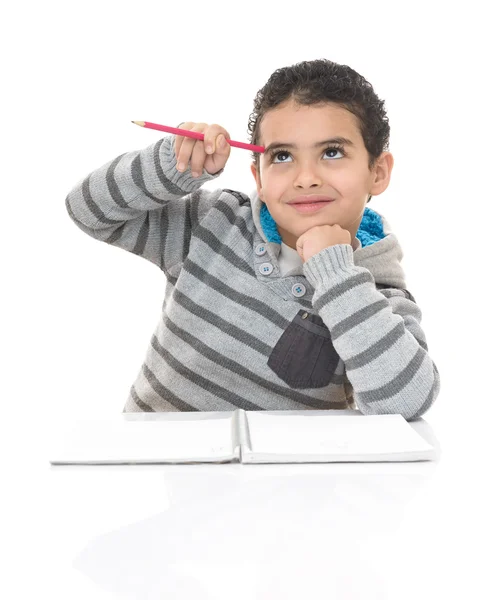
xmin=132 ymin=121 xmax=265 ymax=154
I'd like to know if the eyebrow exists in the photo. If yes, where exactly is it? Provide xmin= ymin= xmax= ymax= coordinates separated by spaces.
xmin=263 ymin=137 xmax=355 ymax=156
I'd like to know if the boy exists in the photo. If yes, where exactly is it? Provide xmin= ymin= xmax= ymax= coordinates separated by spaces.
xmin=65 ymin=59 xmax=440 ymax=420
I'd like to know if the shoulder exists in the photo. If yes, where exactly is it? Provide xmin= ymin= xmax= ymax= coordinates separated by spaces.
xmin=220 ymin=188 xmax=252 ymax=207
xmin=375 ymin=283 xmax=417 ymax=304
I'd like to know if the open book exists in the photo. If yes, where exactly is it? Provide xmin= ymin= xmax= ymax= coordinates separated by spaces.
xmin=49 ymin=409 xmax=437 ymax=465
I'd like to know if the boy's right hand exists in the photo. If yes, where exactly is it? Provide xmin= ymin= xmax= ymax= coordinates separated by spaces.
xmin=174 ymin=122 xmax=231 ymax=177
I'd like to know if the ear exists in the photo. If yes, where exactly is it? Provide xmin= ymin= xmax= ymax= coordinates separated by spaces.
xmin=250 ymin=162 xmax=264 ymax=201
xmin=369 ymin=152 xmax=394 ymax=197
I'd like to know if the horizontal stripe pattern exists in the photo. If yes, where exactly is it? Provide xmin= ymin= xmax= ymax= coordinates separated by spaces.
xmin=67 ymin=135 xmax=439 ymax=420
xmin=303 ymin=244 xmax=440 ymax=420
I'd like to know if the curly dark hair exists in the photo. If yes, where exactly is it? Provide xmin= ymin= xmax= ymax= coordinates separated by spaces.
xmin=247 ymin=59 xmax=391 ymax=203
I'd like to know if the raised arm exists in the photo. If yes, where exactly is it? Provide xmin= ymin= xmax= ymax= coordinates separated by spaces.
xmin=65 ymin=123 xmax=231 ymax=273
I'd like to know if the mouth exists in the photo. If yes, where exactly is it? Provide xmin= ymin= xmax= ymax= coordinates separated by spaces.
xmin=288 ymin=196 xmax=335 ymax=214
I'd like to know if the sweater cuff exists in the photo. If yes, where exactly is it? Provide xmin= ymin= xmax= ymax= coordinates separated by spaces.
xmin=159 ymin=135 xmax=224 ymax=193
xmin=303 ymin=244 xmax=355 ymax=287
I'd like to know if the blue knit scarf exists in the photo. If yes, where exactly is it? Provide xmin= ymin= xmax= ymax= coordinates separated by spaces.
xmin=259 ymin=203 xmax=385 ymax=248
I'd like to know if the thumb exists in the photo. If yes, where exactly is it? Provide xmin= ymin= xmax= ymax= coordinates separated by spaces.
xmin=215 ymin=134 xmax=230 ymax=155
xmin=296 ymin=239 xmax=304 ymax=261
xmin=205 ymin=134 xmax=231 ymax=175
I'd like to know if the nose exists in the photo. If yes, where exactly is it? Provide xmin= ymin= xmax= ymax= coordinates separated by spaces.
xmin=293 ymin=161 xmax=323 ymax=189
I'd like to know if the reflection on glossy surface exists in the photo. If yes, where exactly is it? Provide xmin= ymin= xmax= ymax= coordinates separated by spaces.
xmin=70 ymin=452 xmax=437 ymax=599
xmin=14 ymin=413 xmax=495 ymax=599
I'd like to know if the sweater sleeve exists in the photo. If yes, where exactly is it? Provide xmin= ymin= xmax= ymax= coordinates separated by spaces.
xmin=65 ymin=135 xmax=223 ymax=274
xmin=303 ymin=243 xmax=440 ymax=421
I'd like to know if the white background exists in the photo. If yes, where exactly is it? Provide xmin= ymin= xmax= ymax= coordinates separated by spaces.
xmin=1 ymin=2 xmax=495 ymax=596
xmin=2 ymin=0 xmax=495 ymax=453
xmin=2 ymin=0 xmax=495 ymax=442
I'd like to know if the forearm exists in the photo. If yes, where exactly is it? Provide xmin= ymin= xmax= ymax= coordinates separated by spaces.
xmin=64 ymin=134 xmax=222 ymax=271
xmin=304 ymin=244 xmax=440 ymax=421
xmin=65 ymin=135 xmax=219 ymax=232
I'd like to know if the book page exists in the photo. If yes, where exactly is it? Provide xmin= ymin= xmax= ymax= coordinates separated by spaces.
xmin=244 ymin=412 xmax=433 ymax=460
xmin=50 ymin=413 xmax=235 ymax=464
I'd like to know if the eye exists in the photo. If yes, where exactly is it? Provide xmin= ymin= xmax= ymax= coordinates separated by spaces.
xmin=270 ymin=146 xmax=346 ymax=164
xmin=323 ymin=146 xmax=345 ymax=159
xmin=271 ymin=150 xmax=291 ymax=163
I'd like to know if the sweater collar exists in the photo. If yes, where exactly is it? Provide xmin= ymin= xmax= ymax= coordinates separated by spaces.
xmin=249 ymin=189 xmax=407 ymax=289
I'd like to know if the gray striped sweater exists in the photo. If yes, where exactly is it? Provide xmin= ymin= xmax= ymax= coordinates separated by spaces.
xmin=65 ymin=135 xmax=440 ymax=421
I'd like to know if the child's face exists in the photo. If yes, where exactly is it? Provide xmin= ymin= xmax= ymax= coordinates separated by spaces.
xmin=251 ymin=99 xmax=393 ymax=249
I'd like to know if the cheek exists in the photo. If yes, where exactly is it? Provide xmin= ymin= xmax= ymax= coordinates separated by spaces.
xmin=262 ymin=171 xmax=287 ymax=196
xmin=339 ymin=168 xmax=369 ymax=188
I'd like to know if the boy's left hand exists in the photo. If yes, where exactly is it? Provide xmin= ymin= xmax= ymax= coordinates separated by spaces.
xmin=296 ymin=224 xmax=351 ymax=263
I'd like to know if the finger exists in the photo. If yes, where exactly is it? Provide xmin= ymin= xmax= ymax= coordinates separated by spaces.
xmin=205 ymin=134 xmax=231 ymax=175
xmin=190 ymin=136 xmax=207 ymax=177
xmin=176 ymin=123 xmax=207 ymax=171
xmin=174 ymin=121 xmax=193 ymax=159
xmin=217 ymin=130 xmax=232 ymax=162
xmin=174 ymin=121 xmax=202 ymax=160
xmin=215 ymin=134 xmax=230 ymax=157
xmin=204 ymin=124 xmax=231 ymax=155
